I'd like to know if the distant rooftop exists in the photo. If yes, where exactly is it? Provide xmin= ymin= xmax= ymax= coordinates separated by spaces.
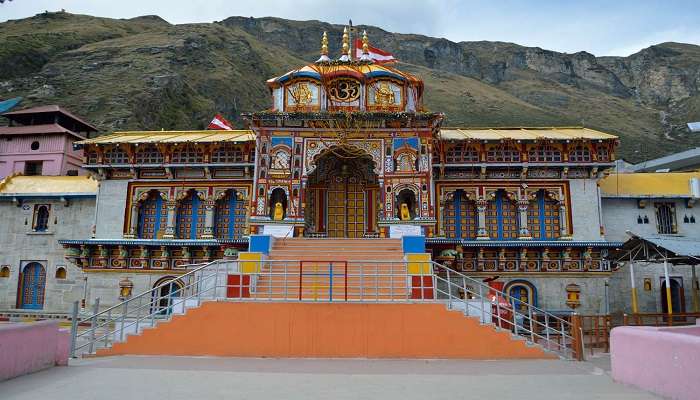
xmin=0 ymin=123 xmax=86 ymax=140
xmin=0 ymin=175 xmax=98 ymax=196
xmin=2 ymin=105 xmax=98 ymax=134
xmin=599 ymin=172 xmax=700 ymax=198
xmin=688 ymin=122 xmax=700 ymax=133
xmin=439 ymin=127 xmax=617 ymax=141
xmin=631 ymin=147 xmax=700 ymax=172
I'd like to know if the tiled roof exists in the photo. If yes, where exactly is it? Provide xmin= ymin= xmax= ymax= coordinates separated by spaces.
xmin=439 ymin=127 xmax=618 ymax=141
xmin=599 ymin=172 xmax=700 ymax=197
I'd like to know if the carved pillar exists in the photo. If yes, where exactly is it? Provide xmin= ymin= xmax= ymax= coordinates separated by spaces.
xmin=559 ymin=202 xmax=571 ymax=239
xmin=125 ymin=203 xmax=140 ymax=238
xmin=202 ymin=200 xmax=216 ymax=239
xmin=517 ymin=198 xmax=531 ymax=239
xmin=163 ymin=200 xmax=177 ymax=239
xmin=476 ymin=197 xmax=489 ymax=240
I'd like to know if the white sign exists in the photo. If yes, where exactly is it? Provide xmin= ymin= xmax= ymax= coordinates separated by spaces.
xmin=263 ymin=224 xmax=294 ymax=238
xmin=389 ymin=224 xmax=422 ymax=238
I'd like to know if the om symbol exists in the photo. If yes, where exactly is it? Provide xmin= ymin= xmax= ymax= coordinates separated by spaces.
xmin=329 ymin=79 xmax=360 ymax=102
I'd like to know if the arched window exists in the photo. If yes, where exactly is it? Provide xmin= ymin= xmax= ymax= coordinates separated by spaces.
xmin=55 ymin=266 xmax=67 ymax=279
xmin=0 ymin=266 xmax=10 ymax=278
xmin=443 ymin=190 xmax=477 ymax=239
xmin=33 ymin=205 xmax=50 ymax=232
xmin=487 ymin=143 xmax=520 ymax=162
xmin=395 ymin=151 xmax=417 ymax=172
xmin=212 ymin=144 xmax=245 ymax=163
xmin=138 ymin=191 xmax=167 ymax=239
xmin=596 ymin=146 xmax=609 ymax=162
xmin=527 ymin=190 xmax=561 ymax=239
xmin=505 ymin=280 xmax=537 ymax=311
xmin=176 ymin=190 xmax=205 ymax=239
xmin=104 ymin=147 xmax=129 ymax=164
xmin=528 ymin=144 xmax=561 ymax=162
xmin=19 ymin=262 xmax=46 ymax=310
xmin=151 ymin=277 xmax=184 ymax=315
xmin=135 ymin=145 xmax=164 ymax=164
xmin=485 ymin=190 xmax=519 ymax=239
xmin=446 ymin=143 xmax=479 ymax=163
xmin=214 ymin=190 xmax=246 ymax=240
xmin=569 ymin=145 xmax=591 ymax=162
xmin=171 ymin=147 xmax=204 ymax=163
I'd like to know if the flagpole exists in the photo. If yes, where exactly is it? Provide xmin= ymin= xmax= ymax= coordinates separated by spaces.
xmin=349 ymin=19 xmax=354 ymax=61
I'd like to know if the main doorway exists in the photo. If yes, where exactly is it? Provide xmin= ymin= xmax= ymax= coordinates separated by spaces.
xmin=18 ymin=262 xmax=46 ymax=309
xmin=306 ymin=146 xmax=378 ymax=238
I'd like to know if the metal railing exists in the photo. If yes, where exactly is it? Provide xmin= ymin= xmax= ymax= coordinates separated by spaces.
xmin=70 ymin=258 xmax=580 ymax=360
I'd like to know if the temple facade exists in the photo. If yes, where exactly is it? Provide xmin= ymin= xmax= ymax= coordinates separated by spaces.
xmin=0 ymin=31 xmax=628 ymax=315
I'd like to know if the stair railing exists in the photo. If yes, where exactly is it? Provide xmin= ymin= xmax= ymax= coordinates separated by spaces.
xmin=69 ymin=259 xmax=225 ymax=358
xmin=430 ymin=261 xmax=579 ymax=360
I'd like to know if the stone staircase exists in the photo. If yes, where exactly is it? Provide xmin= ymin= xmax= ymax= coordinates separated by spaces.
xmin=253 ymin=238 xmax=409 ymax=301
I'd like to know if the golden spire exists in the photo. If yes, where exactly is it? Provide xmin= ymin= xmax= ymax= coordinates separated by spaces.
xmin=316 ymin=31 xmax=330 ymax=62
xmin=360 ymin=30 xmax=372 ymax=62
xmin=339 ymin=26 xmax=350 ymax=61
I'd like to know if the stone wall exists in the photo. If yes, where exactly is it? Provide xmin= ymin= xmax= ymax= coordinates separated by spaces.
xmin=602 ymin=197 xmax=699 ymax=242
xmin=94 ymin=179 xmax=128 ymax=239
xmin=569 ymin=179 xmax=604 ymax=241
xmin=0 ymin=197 xmax=94 ymax=312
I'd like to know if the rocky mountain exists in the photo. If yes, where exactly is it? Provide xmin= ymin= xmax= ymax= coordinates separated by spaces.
xmin=1 ymin=12 xmax=699 ymax=161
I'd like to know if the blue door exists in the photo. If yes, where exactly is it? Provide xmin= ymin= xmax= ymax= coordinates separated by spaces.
xmin=20 ymin=262 xmax=46 ymax=309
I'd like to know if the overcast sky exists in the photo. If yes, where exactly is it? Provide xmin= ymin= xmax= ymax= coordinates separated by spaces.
xmin=1 ymin=0 xmax=699 ymax=56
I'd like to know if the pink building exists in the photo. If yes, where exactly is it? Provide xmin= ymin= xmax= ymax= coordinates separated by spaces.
xmin=0 ymin=105 xmax=98 ymax=179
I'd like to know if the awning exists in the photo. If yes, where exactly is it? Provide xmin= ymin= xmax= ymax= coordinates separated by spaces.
xmin=439 ymin=127 xmax=617 ymax=141
xmin=610 ymin=232 xmax=700 ymax=265
xmin=75 ymin=130 xmax=255 ymax=147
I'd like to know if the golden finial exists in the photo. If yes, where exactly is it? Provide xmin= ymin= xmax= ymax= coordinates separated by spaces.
xmin=339 ymin=26 xmax=350 ymax=61
xmin=362 ymin=30 xmax=369 ymax=54
xmin=316 ymin=31 xmax=330 ymax=62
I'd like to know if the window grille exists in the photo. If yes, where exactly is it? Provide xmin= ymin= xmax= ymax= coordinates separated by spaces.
xmin=655 ymin=203 xmax=677 ymax=234
xmin=486 ymin=190 xmax=519 ymax=239
xmin=528 ymin=145 xmax=561 ymax=162
xmin=138 ymin=193 xmax=167 ymax=239
xmin=104 ymin=148 xmax=129 ymax=164
xmin=212 ymin=144 xmax=245 ymax=163
xmin=176 ymin=192 xmax=205 ymax=239
xmin=135 ymin=145 xmax=164 ymax=164
xmin=569 ymin=145 xmax=591 ymax=162
xmin=487 ymin=144 xmax=520 ymax=162
xmin=445 ymin=143 xmax=479 ymax=163
xmin=443 ymin=190 xmax=477 ymax=239
xmin=214 ymin=191 xmax=247 ymax=239
xmin=527 ymin=191 xmax=561 ymax=239
xmin=596 ymin=147 xmax=609 ymax=162
xmin=171 ymin=147 xmax=204 ymax=163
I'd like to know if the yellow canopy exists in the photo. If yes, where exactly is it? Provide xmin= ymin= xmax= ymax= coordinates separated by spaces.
xmin=439 ymin=127 xmax=617 ymax=141
xmin=77 ymin=130 xmax=255 ymax=145
xmin=0 ymin=175 xmax=98 ymax=195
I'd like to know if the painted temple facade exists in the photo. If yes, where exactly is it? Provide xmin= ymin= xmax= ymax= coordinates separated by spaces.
xmin=43 ymin=32 xmax=622 ymax=313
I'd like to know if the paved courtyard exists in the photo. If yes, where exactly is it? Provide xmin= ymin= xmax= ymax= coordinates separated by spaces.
xmin=0 ymin=355 xmax=658 ymax=400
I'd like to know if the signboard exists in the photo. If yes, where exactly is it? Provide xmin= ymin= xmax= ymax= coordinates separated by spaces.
xmin=389 ymin=224 xmax=422 ymax=238
xmin=263 ymin=224 xmax=294 ymax=238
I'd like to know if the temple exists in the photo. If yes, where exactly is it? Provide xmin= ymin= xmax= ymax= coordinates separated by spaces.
xmin=41 ymin=30 xmax=626 ymax=315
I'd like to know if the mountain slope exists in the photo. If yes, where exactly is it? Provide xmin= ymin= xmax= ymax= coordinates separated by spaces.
xmin=1 ymin=12 xmax=699 ymax=161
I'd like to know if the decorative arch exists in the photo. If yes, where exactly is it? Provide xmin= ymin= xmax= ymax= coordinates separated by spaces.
xmin=269 ymin=187 xmax=288 ymax=220
xmin=394 ymin=145 xmax=418 ymax=172
xmin=504 ymin=279 xmax=538 ymax=310
xmin=176 ymin=189 xmax=206 ymax=239
xmin=305 ymin=139 xmax=383 ymax=176
xmin=137 ymin=189 xmax=168 ymax=239
xmin=18 ymin=262 xmax=46 ymax=310
xmin=214 ymin=189 xmax=247 ymax=239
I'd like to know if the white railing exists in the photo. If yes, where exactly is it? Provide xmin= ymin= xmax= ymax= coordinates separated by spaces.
xmin=69 ymin=258 xmax=581 ymax=360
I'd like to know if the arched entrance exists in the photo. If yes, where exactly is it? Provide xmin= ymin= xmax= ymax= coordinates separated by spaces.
xmin=306 ymin=146 xmax=379 ymax=238
xmin=18 ymin=262 xmax=46 ymax=309
xmin=151 ymin=277 xmax=184 ymax=315
xmin=661 ymin=277 xmax=685 ymax=314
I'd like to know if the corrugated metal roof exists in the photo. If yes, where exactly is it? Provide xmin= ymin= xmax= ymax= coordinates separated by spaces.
xmin=439 ymin=127 xmax=617 ymax=141
xmin=621 ymin=233 xmax=700 ymax=259
xmin=599 ymin=172 xmax=700 ymax=197
xmin=76 ymin=130 xmax=255 ymax=145
xmin=0 ymin=175 xmax=98 ymax=195
xmin=0 ymin=123 xmax=85 ymax=140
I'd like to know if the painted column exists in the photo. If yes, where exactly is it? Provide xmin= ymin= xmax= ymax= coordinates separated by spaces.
xmin=517 ymin=199 xmax=531 ymax=239
xmin=663 ymin=258 xmax=673 ymax=315
xmin=162 ymin=200 xmax=177 ymax=239
xmin=202 ymin=199 xmax=216 ymax=239
xmin=125 ymin=203 xmax=139 ymax=238
xmin=476 ymin=197 xmax=489 ymax=240
xmin=559 ymin=203 xmax=571 ymax=239
xmin=629 ymin=261 xmax=639 ymax=314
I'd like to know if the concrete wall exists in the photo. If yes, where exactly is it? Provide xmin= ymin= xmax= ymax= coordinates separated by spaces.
xmin=0 ymin=134 xmax=84 ymax=179
xmin=0 ymin=197 xmax=94 ymax=312
xmin=602 ymin=197 xmax=699 ymax=242
xmin=83 ymin=271 xmax=185 ymax=311
xmin=0 ymin=321 xmax=69 ymax=381
xmin=94 ymin=179 xmax=129 ymax=239
xmin=611 ymin=325 xmax=700 ymax=400
xmin=569 ymin=179 xmax=604 ymax=241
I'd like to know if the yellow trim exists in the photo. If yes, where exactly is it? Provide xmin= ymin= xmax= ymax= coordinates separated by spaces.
xmin=600 ymin=172 xmax=700 ymax=197
xmin=440 ymin=127 xmax=617 ymax=141
xmin=0 ymin=175 xmax=98 ymax=195
xmin=631 ymin=287 xmax=639 ymax=313
xmin=665 ymin=285 xmax=674 ymax=315
xmin=77 ymin=130 xmax=255 ymax=145
xmin=406 ymin=253 xmax=432 ymax=275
